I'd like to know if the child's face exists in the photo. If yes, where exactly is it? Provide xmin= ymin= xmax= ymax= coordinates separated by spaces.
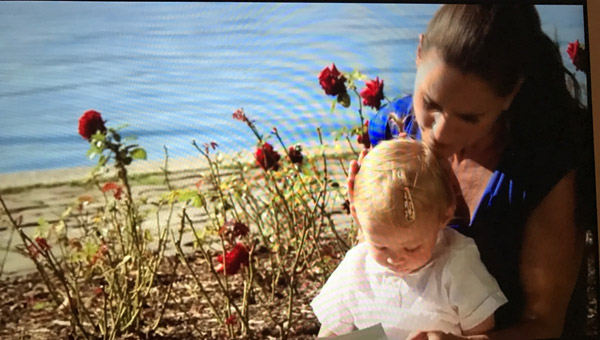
xmin=362 ymin=213 xmax=445 ymax=274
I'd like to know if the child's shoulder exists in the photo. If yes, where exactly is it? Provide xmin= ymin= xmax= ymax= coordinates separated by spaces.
xmin=434 ymin=228 xmax=481 ymax=268
xmin=339 ymin=242 xmax=370 ymax=270
xmin=335 ymin=242 xmax=376 ymax=278
xmin=440 ymin=227 xmax=477 ymax=252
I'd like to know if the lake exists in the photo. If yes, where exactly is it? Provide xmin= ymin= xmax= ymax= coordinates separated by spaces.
xmin=0 ymin=2 xmax=587 ymax=174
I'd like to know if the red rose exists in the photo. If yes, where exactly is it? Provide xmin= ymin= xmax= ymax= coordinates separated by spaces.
xmin=342 ymin=199 xmax=351 ymax=215
xmin=219 ymin=220 xmax=250 ymax=240
xmin=26 ymin=244 xmax=40 ymax=259
xmin=567 ymin=40 xmax=588 ymax=73
xmin=360 ymin=77 xmax=384 ymax=110
xmin=232 ymin=108 xmax=249 ymax=123
xmin=288 ymin=144 xmax=303 ymax=164
xmin=215 ymin=243 xmax=250 ymax=275
xmin=78 ymin=109 xmax=107 ymax=140
xmin=225 ymin=314 xmax=237 ymax=325
xmin=35 ymin=237 xmax=50 ymax=251
xmin=318 ymin=63 xmax=347 ymax=96
xmin=255 ymin=142 xmax=281 ymax=171
xmin=90 ymin=244 xmax=108 ymax=265
xmin=356 ymin=120 xmax=371 ymax=149
xmin=101 ymin=181 xmax=123 ymax=200
xmin=93 ymin=286 xmax=104 ymax=297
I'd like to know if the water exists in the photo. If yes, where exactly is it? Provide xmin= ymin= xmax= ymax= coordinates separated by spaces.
xmin=0 ymin=3 xmax=587 ymax=174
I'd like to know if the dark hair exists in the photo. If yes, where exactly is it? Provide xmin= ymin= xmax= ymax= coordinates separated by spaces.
xmin=422 ymin=4 xmax=586 ymax=150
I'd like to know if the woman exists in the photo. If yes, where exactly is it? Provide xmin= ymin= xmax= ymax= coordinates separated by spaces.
xmin=348 ymin=4 xmax=594 ymax=339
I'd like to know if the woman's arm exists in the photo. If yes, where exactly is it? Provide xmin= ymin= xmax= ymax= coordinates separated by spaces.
xmin=462 ymin=315 xmax=494 ymax=336
xmin=508 ymin=169 xmax=584 ymax=338
xmin=414 ymin=170 xmax=586 ymax=340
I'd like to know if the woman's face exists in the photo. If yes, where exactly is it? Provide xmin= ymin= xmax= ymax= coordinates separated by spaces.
xmin=412 ymin=49 xmax=516 ymax=158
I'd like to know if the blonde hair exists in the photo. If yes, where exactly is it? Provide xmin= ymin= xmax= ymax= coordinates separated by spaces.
xmin=354 ymin=139 xmax=455 ymax=229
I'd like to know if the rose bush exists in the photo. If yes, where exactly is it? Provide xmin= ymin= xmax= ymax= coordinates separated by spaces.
xmin=318 ymin=63 xmax=388 ymax=153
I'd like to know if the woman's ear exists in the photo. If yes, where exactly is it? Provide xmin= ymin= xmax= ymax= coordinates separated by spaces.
xmin=416 ymin=34 xmax=425 ymax=65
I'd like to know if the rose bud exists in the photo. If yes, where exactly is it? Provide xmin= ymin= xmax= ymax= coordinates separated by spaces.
xmin=356 ymin=120 xmax=370 ymax=149
xmin=288 ymin=144 xmax=303 ymax=165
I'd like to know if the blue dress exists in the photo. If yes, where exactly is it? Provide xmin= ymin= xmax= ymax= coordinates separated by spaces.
xmin=371 ymin=95 xmax=588 ymax=333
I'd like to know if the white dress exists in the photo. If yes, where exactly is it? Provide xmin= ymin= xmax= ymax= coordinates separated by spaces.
xmin=310 ymin=228 xmax=508 ymax=340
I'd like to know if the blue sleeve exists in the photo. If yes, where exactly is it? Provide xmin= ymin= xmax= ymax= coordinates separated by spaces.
xmin=367 ymin=95 xmax=420 ymax=147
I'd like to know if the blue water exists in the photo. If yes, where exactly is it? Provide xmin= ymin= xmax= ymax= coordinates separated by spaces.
xmin=0 ymin=3 xmax=587 ymax=173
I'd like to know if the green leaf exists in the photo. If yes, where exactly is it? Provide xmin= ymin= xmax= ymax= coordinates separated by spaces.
xmin=130 ymin=148 xmax=147 ymax=160
xmin=33 ymin=301 xmax=52 ymax=310
xmin=177 ymin=189 xmax=199 ymax=202
xmin=83 ymin=241 xmax=99 ymax=258
xmin=114 ymin=123 xmax=130 ymax=132
xmin=144 ymin=229 xmax=154 ymax=243
xmin=192 ymin=195 xmax=205 ymax=208
xmin=330 ymin=99 xmax=336 ymax=114
xmin=38 ymin=217 xmax=49 ymax=228
xmin=94 ymin=131 xmax=106 ymax=141
xmin=337 ymin=92 xmax=351 ymax=108
xmin=351 ymin=69 xmax=368 ymax=81
xmin=34 ymin=217 xmax=50 ymax=238
xmin=193 ymin=228 xmax=206 ymax=246
xmin=98 ymin=154 xmax=108 ymax=167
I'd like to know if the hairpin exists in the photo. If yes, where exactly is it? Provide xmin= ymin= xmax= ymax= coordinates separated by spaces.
xmin=403 ymin=186 xmax=416 ymax=223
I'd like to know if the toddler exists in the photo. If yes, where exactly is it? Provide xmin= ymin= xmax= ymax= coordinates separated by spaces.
xmin=311 ymin=139 xmax=507 ymax=339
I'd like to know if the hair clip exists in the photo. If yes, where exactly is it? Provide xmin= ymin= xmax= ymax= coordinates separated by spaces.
xmin=403 ymin=186 xmax=416 ymax=223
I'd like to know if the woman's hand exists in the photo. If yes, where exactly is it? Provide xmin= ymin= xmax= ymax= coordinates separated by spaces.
xmin=347 ymin=149 xmax=369 ymax=233
xmin=407 ymin=331 xmax=487 ymax=340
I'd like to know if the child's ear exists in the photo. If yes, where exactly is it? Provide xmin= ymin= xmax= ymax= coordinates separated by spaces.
xmin=416 ymin=34 xmax=425 ymax=65
xmin=439 ymin=204 xmax=456 ymax=229
xmin=356 ymin=227 xmax=365 ymax=243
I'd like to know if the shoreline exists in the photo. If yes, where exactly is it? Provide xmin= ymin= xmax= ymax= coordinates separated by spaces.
xmin=0 ymin=143 xmax=356 ymax=276
xmin=0 ymin=143 xmax=357 ymax=191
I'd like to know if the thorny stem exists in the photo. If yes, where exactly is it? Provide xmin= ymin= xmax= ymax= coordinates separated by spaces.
xmin=352 ymin=87 xmax=365 ymax=130
xmin=183 ymin=212 xmax=246 ymax=323
xmin=345 ymin=134 xmax=360 ymax=157
xmin=282 ymin=225 xmax=310 ymax=340
xmin=162 ymin=145 xmax=173 ymax=191
xmin=172 ymin=209 xmax=225 ymax=327
xmin=0 ymin=195 xmax=90 ymax=338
